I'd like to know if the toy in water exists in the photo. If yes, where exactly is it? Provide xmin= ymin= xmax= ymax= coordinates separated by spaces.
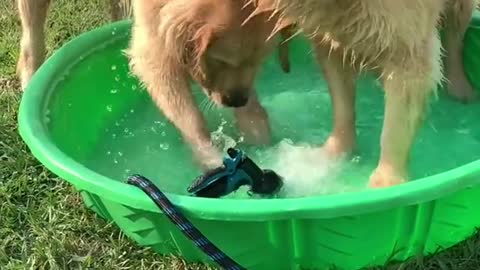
xmin=187 ymin=148 xmax=283 ymax=198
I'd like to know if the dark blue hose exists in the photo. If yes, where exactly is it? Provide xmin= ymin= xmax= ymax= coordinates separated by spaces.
xmin=127 ymin=174 xmax=246 ymax=270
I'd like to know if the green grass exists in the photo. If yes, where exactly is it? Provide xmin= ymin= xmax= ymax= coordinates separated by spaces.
xmin=0 ymin=0 xmax=479 ymax=269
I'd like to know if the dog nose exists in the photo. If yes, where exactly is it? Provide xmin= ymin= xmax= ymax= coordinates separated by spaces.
xmin=222 ymin=90 xmax=249 ymax=108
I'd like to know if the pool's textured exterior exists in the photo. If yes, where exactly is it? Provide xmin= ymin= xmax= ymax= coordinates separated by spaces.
xmin=19 ymin=16 xmax=480 ymax=270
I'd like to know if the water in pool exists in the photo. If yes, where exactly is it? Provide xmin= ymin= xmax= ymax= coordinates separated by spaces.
xmin=86 ymin=64 xmax=480 ymax=198
xmin=92 ymin=88 xmax=368 ymax=196
xmin=38 ymin=35 xmax=480 ymax=199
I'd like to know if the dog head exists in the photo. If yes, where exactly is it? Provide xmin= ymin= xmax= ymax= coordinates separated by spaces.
xmin=159 ymin=0 xmax=294 ymax=108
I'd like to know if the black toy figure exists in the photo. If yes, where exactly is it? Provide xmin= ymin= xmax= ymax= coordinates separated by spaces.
xmin=187 ymin=148 xmax=283 ymax=198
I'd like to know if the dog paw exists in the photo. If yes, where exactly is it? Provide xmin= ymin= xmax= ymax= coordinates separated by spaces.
xmin=19 ymin=72 xmax=34 ymax=91
xmin=322 ymin=134 xmax=354 ymax=158
xmin=17 ymin=53 xmax=41 ymax=91
xmin=368 ymin=166 xmax=406 ymax=188
xmin=194 ymin=145 xmax=223 ymax=170
xmin=239 ymin=126 xmax=271 ymax=145
xmin=447 ymin=73 xmax=478 ymax=104
xmin=17 ymin=62 xmax=33 ymax=91
xmin=235 ymin=104 xmax=271 ymax=145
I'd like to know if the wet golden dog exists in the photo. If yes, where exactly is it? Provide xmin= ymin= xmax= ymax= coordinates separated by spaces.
xmin=252 ymin=0 xmax=478 ymax=187
xmin=127 ymin=0 xmax=292 ymax=169
xmin=16 ymin=0 xmax=132 ymax=90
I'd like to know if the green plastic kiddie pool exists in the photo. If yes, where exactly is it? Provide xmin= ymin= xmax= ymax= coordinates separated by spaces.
xmin=19 ymin=15 xmax=480 ymax=270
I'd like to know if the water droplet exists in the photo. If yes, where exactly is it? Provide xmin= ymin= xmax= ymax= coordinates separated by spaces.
xmin=124 ymin=128 xmax=130 ymax=133
xmin=132 ymin=85 xmax=137 ymax=90
xmin=110 ymin=89 xmax=118 ymax=94
xmin=111 ymin=65 xmax=117 ymax=70
xmin=161 ymin=131 xmax=166 ymax=137
xmin=115 ymin=121 xmax=120 ymax=126
xmin=113 ymin=158 xmax=118 ymax=164
xmin=107 ymin=151 xmax=112 ymax=155
xmin=160 ymin=143 xmax=170 ymax=150
xmin=118 ymin=152 xmax=123 ymax=157
xmin=130 ymin=109 xmax=135 ymax=113
xmin=106 ymin=105 xmax=113 ymax=112
xmin=351 ymin=156 xmax=361 ymax=163
xmin=115 ymin=76 xmax=120 ymax=82
xmin=112 ymin=133 xmax=117 ymax=139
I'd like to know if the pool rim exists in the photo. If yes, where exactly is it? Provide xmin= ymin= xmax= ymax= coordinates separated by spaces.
xmin=18 ymin=19 xmax=480 ymax=221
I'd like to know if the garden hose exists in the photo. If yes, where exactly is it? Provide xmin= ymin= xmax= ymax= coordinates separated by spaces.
xmin=127 ymin=174 xmax=246 ymax=270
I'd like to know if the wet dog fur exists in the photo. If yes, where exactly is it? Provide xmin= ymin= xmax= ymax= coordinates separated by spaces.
xmin=127 ymin=0 xmax=293 ymax=169
xmin=252 ymin=0 xmax=479 ymax=187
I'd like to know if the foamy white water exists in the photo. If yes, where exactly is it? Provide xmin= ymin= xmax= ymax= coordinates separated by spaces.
xmin=255 ymin=140 xmax=365 ymax=198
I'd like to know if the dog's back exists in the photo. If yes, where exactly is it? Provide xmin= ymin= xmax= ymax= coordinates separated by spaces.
xmin=270 ymin=0 xmax=447 ymax=70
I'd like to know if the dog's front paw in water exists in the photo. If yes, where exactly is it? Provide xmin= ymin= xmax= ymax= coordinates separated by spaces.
xmin=322 ymin=134 xmax=355 ymax=159
xmin=194 ymin=144 xmax=223 ymax=170
xmin=368 ymin=165 xmax=406 ymax=188
xmin=237 ymin=119 xmax=271 ymax=145
xmin=235 ymin=96 xmax=271 ymax=146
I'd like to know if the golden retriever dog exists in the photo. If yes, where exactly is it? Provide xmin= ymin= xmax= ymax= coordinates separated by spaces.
xmin=16 ymin=0 xmax=132 ymax=90
xmin=251 ymin=0 xmax=478 ymax=187
xmin=127 ymin=0 xmax=293 ymax=169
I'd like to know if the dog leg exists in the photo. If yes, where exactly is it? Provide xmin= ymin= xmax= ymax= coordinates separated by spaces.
xmin=444 ymin=0 xmax=477 ymax=102
xmin=370 ymin=77 xmax=428 ymax=188
xmin=370 ymin=33 xmax=443 ymax=188
xmin=17 ymin=0 xmax=51 ymax=90
xmin=110 ymin=0 xmax=122 ymax=20
xmin=150 ymin=82 xmax=221 ymax=169
xmin=128 ymin=54 xmax=221 ymax=169
xmin=110 ymin=0 xmax=132 ymax=21
xmin=315 ymin=44 xmax=357 ymax=157
xmin=234 ymin=92 xmax=271 ymax=145
xmin=151 ymin=83 xmax=221 ymax=169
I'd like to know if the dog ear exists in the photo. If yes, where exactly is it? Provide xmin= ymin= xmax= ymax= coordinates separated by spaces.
xmin=191 ymin=25 xmax=215 ymax=80
xmin=157 ymin=2 xmax=216 ymax=77
xmin=277 ymin=21 xmax=295 ymax=74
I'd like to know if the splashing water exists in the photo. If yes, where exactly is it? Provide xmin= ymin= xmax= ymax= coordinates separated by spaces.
xmin=89 ymin=102 xmax=368 ymax=198
xmin=211 ymin=118 xmax=243 ymax=151
xmin=254 ymin=140 xmax=364 ymax=198
xmin=86 ymin=83 xmax=371 ymax=198
xmin=85 ymin=70 xmax=480 ymax=199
